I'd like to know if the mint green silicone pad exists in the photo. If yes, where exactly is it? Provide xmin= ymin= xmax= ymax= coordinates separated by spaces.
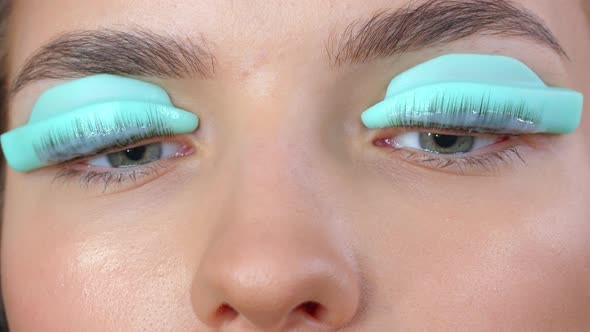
xmin=361 ymin=54 xmax=584 ymax=134
xmin=0 ymin=75 xmax=199 ymax=172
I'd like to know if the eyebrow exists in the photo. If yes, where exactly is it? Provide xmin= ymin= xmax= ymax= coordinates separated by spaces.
xmin=328 ymin=0 xmax=567 ymax=65
xmin=11 ymin=27 xmax=216 ymax=94
xmin=10 ymin=0 xmax=565 ymax=95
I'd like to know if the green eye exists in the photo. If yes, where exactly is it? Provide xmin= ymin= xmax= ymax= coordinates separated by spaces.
xmin=393 ymin=132 xmax=499 ymax=155
xmin=106 ymin=143 xmax=163 ymax=167
xmin=418 ymin=133 xmax=475 ymax=154
xmin=85 ymin=142 xmax=188 ymax=169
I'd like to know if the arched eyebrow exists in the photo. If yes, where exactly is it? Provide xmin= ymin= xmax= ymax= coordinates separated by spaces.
xmin=10 ymin=27 xmax=216 ymax=94
xmin=327 ymin=0 xmax=567 ymax=66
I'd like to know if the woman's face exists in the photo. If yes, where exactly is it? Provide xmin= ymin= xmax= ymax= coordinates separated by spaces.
xmin=2 ymin=0 xmax=589 ymax=330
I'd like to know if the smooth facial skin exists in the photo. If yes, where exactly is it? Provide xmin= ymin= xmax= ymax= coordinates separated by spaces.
xmin=2 ymin=0 xmax=590 ymax=331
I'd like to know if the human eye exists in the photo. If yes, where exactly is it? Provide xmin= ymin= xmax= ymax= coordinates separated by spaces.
xmin=0 ymin=75 xmax=200 ymax=191
xmin=33 ymin=104 xmax=198 ymax=192
xmin=366 ymin=93 xmax=542 ymax=175
xmin=86 ymin=142 xmax=187 ymax=168
xmin=57 ymin=140 xmax=194 ymax=192
xmin=393 ymin=132 xmax=500 ymax=155
xmin=374 ymin=128 xmax=526 ymax=175
xmin=361 ymin=54 xmax=583 ymax=175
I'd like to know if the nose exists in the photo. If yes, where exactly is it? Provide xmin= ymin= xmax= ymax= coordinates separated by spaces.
xmin=192 ymin=217 xmax=361 ymax=331
xmin=190 ymin=115 xmax=361 ymax=330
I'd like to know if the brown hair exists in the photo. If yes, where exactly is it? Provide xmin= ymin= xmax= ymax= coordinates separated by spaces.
xmin=0 ymin=0 xmax=9 ymax=330
xmin=0 ymin=0 xmax=8 ymax=200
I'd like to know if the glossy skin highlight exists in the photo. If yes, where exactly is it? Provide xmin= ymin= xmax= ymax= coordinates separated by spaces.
xmin=2 ymin=0 xmax=590 ymax=331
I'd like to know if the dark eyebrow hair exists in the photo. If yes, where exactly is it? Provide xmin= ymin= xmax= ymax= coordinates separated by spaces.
xmin=328 ymin=0 xmax=567 ymax=65
xmin=11 ymin=27 xmax=216 ymax=94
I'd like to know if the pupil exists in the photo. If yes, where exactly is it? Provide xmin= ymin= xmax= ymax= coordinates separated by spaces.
xmin=433 ymin=134 xmax=458 ymax=148
xmin=124 ymin=146 xmax=147 ymax=161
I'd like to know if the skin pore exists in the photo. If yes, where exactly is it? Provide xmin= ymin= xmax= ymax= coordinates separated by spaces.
xmin=1 ymin=0 xmax=590 ymax=331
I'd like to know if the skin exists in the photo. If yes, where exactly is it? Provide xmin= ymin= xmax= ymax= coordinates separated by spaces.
xmin=2 ymin=0 xmax=590 ymax=331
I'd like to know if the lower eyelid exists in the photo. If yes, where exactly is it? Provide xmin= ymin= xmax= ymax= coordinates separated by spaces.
xmin=54 ymin=161 xmax=173 ymax=194
xmin=49 ymin=140 xmax=196 ymax=194
xmin=375 ymin=135 xmax=531 ymax=175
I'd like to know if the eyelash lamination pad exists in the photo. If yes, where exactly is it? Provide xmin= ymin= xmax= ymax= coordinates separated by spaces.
xmin=361 ymin=54 xmax=584 ymax=134
xmin=0 ymin=75 xmax=199 ymax=173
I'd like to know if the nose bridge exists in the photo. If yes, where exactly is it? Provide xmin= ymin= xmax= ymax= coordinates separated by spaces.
xmin=191 ymin=102 xmax=361 ymax=330
xmin=227 ymin=100 xmax=314 ymax=211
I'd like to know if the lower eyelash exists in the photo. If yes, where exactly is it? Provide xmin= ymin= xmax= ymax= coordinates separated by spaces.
xmin=53 ymin=163 xmax=166 ymax=192
xmin=389 ymin=146 xmax=528 ymax=175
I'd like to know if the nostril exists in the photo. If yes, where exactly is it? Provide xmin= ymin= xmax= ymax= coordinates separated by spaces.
xmin=297 ymin=301 xmax=323 ymax=319
xmin=215 ymin=303 xmax=238 ymax=321
xmin=192 ymin=233 xmax=362 ymax=330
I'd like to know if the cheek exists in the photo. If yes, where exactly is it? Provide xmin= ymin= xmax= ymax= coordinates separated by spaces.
xmin=1 ymin=187 xmax=199 ymax=331
xmin=416 ymin=223 xmax=588 ymax=329
xmin=355 ymin=151 xmax=590 ymax=329
xmin=389 ymin=197 xmax=590 ymax=330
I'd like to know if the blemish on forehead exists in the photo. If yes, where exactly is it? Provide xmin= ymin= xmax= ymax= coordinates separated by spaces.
xmin=232 ymin=50 xmax=279 ymax=100
xmin=239 ymin=51 xmax=272 ymax=80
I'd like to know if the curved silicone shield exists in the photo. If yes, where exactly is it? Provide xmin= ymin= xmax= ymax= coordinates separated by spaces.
xmin=361 ymin=54 xmax=584 ymax=134
xmin=0 ymin=75 xmax=199 ymax=172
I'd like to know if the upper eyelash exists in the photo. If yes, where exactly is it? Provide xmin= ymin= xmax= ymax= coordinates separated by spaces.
xmin=389 ymin=94 xmax=537 ymax=134
xmin=33 ymin=109 xmax=175 ymax=164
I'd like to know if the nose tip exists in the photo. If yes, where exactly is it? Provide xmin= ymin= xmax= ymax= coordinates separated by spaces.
xmin=192 ymin=236 xmax=361 ymax=330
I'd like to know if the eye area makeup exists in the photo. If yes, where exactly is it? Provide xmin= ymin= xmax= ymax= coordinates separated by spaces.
xmin=0 ymin=75 xmax=199 ymax=173
xmin=373 ymin=127 xmax=528 ymax=176
xmin=50 ymin=138 xmax=195 ymax=193
xmin=393 ymin=132 xmax=505 ymax=155
xmin=359 ymin=53 xmax=582 ymax=176
xmin=86 ymin=141 xmax=191 ymax=168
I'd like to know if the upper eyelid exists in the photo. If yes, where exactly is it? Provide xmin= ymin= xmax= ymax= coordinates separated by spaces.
xmin=65 ymin=136 xmax=190 ymax=164
xmin=371 ymin=126 xmax=517 ymax=143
